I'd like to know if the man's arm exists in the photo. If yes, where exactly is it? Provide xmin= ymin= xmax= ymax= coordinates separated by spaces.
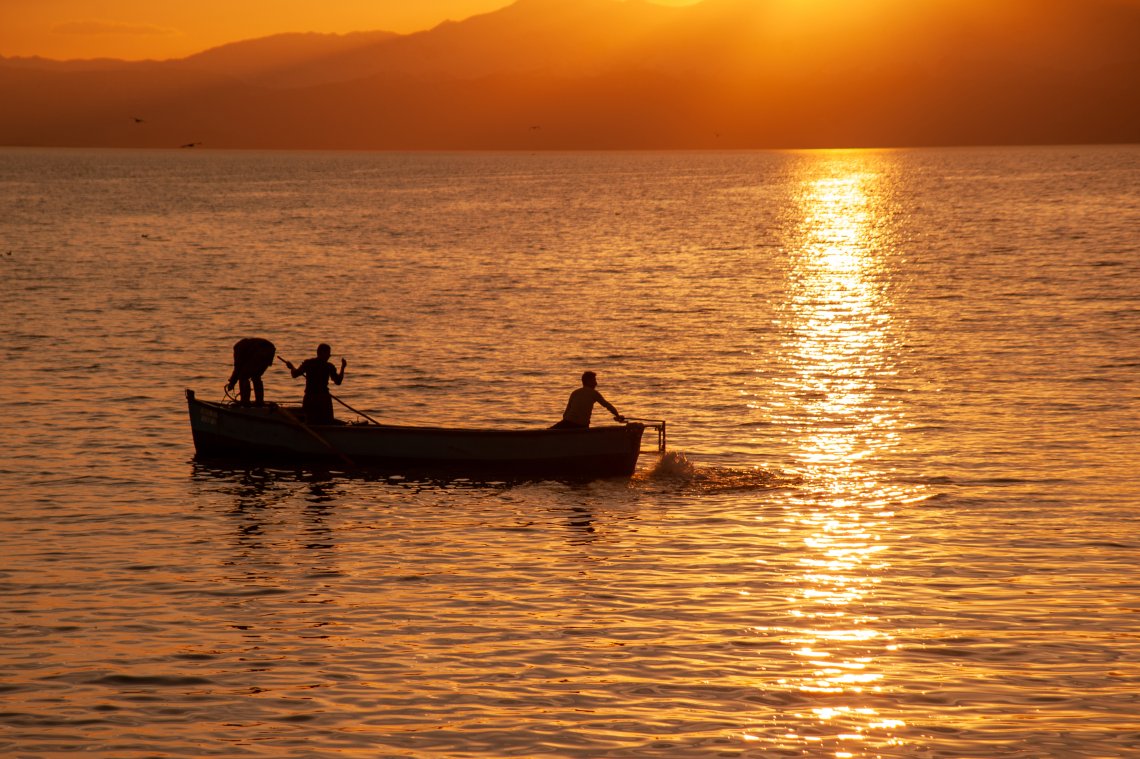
xmin=227 ymin=346 xmax=243 ymax=389
xmin=596 ymin=391 xmax=625 ymax=422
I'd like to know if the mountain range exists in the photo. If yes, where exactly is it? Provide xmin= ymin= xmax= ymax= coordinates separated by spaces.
xmin=2 ymin=0 xmax=1138 ymax=149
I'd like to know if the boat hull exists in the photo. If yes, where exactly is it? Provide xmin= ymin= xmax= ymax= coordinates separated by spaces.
xmin=186 ymin=391 xmax=646 ymax=479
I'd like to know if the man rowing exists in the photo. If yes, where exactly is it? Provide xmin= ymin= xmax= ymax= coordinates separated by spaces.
xmin=284 ymin=343 xmax=346 ymax=425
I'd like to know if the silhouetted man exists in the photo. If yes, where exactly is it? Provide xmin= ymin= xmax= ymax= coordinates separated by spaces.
xmin=227 ymin=337 xmax=276 ymax=405
xmin=285 ymin=343 xmax=346 ymax=425
xmin=552 ymin=371 xmax=625 ymax=429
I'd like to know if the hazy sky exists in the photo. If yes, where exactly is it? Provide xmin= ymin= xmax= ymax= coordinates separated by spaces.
xmin=0 ymin=0 xmax=700 ymax=61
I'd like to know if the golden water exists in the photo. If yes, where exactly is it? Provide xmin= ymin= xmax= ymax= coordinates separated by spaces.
xmin=2 ymin=146 xmax=1138 ymax=757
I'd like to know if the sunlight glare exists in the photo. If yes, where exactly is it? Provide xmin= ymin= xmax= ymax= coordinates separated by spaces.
xmin=750 ymin=152 xmax=921 ymax=753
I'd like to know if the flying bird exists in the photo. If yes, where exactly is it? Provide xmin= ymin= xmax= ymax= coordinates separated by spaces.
xmin=180 ymin=142 xmax=202 ymax=148
xmin=132 ymin=116 xmax=145 ymax=123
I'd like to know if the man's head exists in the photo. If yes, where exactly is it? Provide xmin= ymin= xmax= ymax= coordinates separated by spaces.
xmin=581 ymin=371 xmax=597 ymax=388
xmin=317 ymin=343 xmax=332 ymax=360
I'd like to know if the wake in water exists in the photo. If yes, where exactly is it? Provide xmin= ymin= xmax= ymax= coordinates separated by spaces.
xmin=636 ymin=451 xmax=802 ymax=493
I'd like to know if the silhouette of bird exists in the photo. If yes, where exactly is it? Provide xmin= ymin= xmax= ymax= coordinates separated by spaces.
xmin=132 ymin=116 xmax=145 ymax=123
xmin=180 ymin=142 xmax=201 ymax=148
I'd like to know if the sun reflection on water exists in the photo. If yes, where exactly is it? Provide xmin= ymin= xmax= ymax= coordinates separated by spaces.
xmin=755 ymin=153 xmax=925 ymax=754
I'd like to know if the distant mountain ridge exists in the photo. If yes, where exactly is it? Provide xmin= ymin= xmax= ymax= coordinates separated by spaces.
xmin=2 ymin=0 xmax=1138 ymax=149
xmin=180 ymin=31 xmax=400 ymax=87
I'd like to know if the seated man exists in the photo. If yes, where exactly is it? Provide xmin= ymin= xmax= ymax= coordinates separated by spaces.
xmin=227 ymin=337 xmax=276 ymax=405
xmin=551 ymin=371 xmax=625 ymax=429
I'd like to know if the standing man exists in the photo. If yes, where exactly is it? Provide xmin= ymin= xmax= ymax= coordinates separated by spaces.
xmin=227 ymin=337 xmax=276 ymax=406
xmin=552 ymin=371 xmax=626 ymax=429
xmin=284 ymin=343 xmax=346 ymax=425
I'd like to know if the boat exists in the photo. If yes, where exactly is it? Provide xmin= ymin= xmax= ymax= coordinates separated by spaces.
xmin=185 ymin=389 xmax=665 ymax=479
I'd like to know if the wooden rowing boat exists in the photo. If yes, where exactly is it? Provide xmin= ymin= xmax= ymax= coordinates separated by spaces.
xmin=185 ymin=390 xmax=663 ymax=479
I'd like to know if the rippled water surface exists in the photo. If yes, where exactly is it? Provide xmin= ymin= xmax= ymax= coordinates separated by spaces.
xmin=2 ymin=146 xmax=1139 ymax=757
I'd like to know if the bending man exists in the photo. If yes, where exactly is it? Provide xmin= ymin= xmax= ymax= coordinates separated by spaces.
xmin=227 ymin=337 xmax=276 ymax=405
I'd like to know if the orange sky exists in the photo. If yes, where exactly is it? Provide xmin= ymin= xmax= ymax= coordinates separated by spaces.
xmin=0 ymin=0 xmax=699 ymax=61
xmin=3 ymin=0 xmax=1137 ymax=150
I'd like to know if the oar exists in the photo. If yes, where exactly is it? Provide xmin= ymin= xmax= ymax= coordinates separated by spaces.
xmin=331 ymin=393 xmax=382 ymax=426
xmin=274 ymin=405 xmax=356 ymax=468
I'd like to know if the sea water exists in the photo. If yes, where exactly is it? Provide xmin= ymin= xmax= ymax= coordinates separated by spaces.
xmin=1 ymin=146 xmax=1138 ymax=757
